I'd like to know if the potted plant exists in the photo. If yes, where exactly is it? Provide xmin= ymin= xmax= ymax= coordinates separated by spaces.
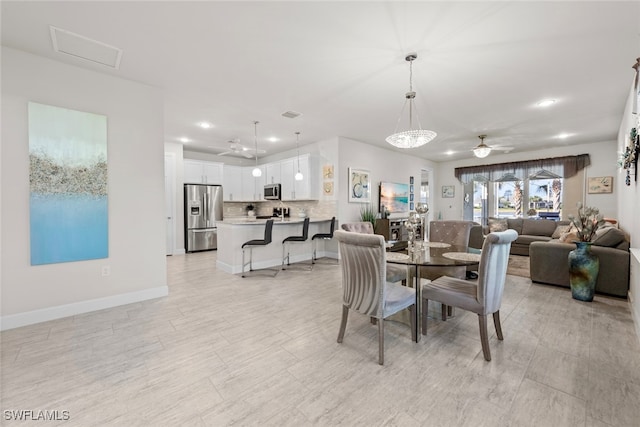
xmin=359 ymin=204 xmax=377 ymax=230
xmin=246 ymin=204 xmax=255 ymax=217
xmin=566 ymin=202 xmax=605 ymax=301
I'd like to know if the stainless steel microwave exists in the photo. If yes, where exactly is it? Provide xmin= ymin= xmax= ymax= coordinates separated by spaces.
xmin=264 ymin=183 xmax=281 ymax=200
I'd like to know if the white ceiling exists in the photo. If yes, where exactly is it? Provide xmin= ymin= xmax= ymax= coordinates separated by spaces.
xmin=2 ymin=1 xmax=639 ymax=162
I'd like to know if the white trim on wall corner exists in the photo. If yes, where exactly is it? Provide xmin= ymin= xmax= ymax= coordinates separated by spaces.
xmin=0 ymin=286 xmax=169 ymax=331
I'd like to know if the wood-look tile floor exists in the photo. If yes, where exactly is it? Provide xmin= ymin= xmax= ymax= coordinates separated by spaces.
xmin=2 ymin=251 xmax=639 ymax=426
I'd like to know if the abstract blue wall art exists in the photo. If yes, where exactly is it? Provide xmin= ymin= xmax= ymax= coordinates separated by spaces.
xmin=28 ymin=102 xmax=108 ymax=265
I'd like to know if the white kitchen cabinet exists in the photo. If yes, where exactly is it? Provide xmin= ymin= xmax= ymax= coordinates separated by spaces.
xmin=184 ymin=160 xmax=223 ymax=184
xmin=242 ymin=166 xmax=265 ymax=201
xmin=264 ymin=162 xmax=281 ymax=185
xmin=281 ymin=154 xmax=312 ymax=200
xmin=222 ymin=165 xmax=243 ymax=201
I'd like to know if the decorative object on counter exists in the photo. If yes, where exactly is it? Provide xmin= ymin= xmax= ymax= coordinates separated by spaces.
xmin=348 ymin=168 xmax=370 ymax=203
xmin=294 ymin=131 xmax=303 ymax=181
xmin=415 ymin=203 xmax=429 ymax=241
xmin=587 ymin=176 xmax=613 ymax=194
xmin=566 ymin=203 xmax=605 ymax=301
xmin=246 ymin=204 xmax=255 ymax=217
xmin=297 ymin=208 xmax=307 ymax=218
xmin=251 ymin=121 xmax=262 ymax=178
xmin=404 ymin=213 xmax=421 ymax=260
xmin=359 ymin=204 xmax=377 ymax=230
xmin=386 ymin=52 xmax=436 ymax=149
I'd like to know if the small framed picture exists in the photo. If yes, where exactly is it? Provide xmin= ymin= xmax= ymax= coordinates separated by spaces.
xmin=410 ymin=193 xmax=414 ymax=201
xmin=442 ymin=185 xmax=455 ymax=198
xmin=410 ymin=202 xmax=414 ymax=210
xmin=409 ymin=176 xmax=414 ymax=184
xmin=587 ymin=176 xmax=613 ymax=194
xmin=410 ymin=184 xmax=414 ymax=193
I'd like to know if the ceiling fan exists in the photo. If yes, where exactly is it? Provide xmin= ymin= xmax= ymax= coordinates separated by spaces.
xmin=472 ymin=135 xmax=514 ymax=158
xmin=217 ymin=139 xmax=266 ymax=159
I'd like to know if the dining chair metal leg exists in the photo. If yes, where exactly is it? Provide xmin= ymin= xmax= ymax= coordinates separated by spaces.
xmin=441 ymin=304 xmax=447 ymax=321
xmin=493 ymin=311 xmax=504 ymax=340
xmin=337 ymin=305 xmax=349 ymax=343
xmin=478 ymin=314 xmax=491 ymax=361
xmin=409 ymin=306 xmax=417 ymax=342
xmin=421 ymin=298 xmax=429 ymax=335
xmin=378 ymin=318 xmax=384 ymax=365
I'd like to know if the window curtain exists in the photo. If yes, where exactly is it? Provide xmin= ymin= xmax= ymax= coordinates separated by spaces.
xmin=454 ymin=154 xmax=590 ymax=184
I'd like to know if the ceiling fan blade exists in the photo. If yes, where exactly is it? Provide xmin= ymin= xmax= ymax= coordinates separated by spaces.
xmin=217 ymin=151 xmax=233 ymax=157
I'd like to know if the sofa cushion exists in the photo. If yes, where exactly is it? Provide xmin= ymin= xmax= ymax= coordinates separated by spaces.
xmin=516 ymin=235 xmax=552 ymax=246
xmin=507 ymin=218 xmax=523 ymax=235
xmin=559 ymin=231 xmax=579 ymax=243
xmin=592 ymin=227 xmax=627 ymax=248
xmin=552 ymin=224 xmax=573 ymax=239
xmin=488 ymin=218 xmax=508 ymax=232
xmin=521 ymin=219 xmax=557 ymax=236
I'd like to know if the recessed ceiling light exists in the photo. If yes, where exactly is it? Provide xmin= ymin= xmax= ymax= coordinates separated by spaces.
xmin=536 ymin=99 xmax=557 ymax=107
xmin=557 ymin=132 xmax=572 ymax=139
xmin=179 ymin=137 xmax=190 ymax=143
xmin=268 ymin=137 xmax=278 ymax=143
xmin=198 ymin=122 xmax=213 ymax=129
xmin=445 ymin=150 xmax=455 ymax=155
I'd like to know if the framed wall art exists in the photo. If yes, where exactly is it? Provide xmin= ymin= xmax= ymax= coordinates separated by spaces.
xmin=348 ymin=168 xmax=370 ymax=203
xmin=442 ymin=185 xmax=455 ymax=198
xmin=588 ymin=176 xmax=613 ymax=194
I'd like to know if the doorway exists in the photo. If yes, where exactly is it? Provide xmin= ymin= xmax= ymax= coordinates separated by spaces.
xmin=164 ymin=153 xmax=176 ymax=255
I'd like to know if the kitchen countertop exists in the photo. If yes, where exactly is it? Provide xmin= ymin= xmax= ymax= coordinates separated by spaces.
xmin=220 ymin=217 xmax=332 ymax=225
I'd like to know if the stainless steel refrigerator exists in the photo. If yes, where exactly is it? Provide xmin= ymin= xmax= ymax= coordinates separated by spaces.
xmin=184 ymin=184 xmax=223 ymax=252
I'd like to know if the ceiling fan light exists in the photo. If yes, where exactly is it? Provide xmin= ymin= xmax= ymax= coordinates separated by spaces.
xmin=473 ymin=144 xmax=492 ymax=158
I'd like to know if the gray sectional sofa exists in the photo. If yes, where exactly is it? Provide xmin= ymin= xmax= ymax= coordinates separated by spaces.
xmin=470 ymin=218 xmax=571 ymax=256
xmin=471 ymin=217 xmax=630 ymax=298
xmin=529 ymin=227 xmax=630 ymax=298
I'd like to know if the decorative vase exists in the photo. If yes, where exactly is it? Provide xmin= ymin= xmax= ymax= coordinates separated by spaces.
xmin=568 ymin=241 xmax=599 ymax=302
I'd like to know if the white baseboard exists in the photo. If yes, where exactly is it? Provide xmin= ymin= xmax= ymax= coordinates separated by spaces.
xmin=0 ymin=286 xmax=169 ymax=331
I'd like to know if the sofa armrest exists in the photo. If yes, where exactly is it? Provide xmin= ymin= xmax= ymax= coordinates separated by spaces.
xmin=529 ymin=241 xmax=629 ymax=297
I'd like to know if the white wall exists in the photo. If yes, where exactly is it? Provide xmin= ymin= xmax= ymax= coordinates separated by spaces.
xmin=617 ymin=80 xmax=640 ymax=337
xmin=337 ymin=137 xmax=436 ymax=223
xmin=1 ymin=47 xmax=167 ymax=329
xmin=436 ymin=140 xmax=620 ymax=220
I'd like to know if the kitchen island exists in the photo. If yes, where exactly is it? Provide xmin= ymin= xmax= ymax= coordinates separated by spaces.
xmin=216 ymin=217 xmax=337 ymax=274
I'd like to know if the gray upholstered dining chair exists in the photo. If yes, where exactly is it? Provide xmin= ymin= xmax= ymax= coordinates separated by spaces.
xmin=421 ymin=229 xmax=518 ymax=361
xmin=334 ymin=230 xmax=417 ymax=365
xmin=415 ymin=220 xmax=475 ymax=318
xmin=340 ymin=222 xmax=407 ymax=283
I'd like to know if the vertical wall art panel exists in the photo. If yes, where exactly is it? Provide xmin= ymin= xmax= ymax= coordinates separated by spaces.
xmin=28 ymin=102 xmax=108 ymax=265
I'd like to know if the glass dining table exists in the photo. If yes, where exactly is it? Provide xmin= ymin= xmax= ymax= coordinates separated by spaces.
xmin=385 ymin=240 xmax=481 ymax=342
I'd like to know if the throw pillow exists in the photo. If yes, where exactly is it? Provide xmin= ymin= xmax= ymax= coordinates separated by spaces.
xmin=592 ymin=227 xmax=626 ymax=247
xmin=551 ymin=224 xmax=572 ymax=239
xmin=559 ymin=231 xmax=579 ymax=243
xmin=488 ymin=218 xmax=508 ymax=232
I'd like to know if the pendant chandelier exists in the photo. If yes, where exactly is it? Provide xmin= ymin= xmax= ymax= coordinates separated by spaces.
xmin=294 ymin=131 xmax=303 ymax=181
xmin=252 ymin=121 xmax=262 ymax=177
xmin=386 ymin=52 xmax=437 ymax=148
xmin=473 ymin=135 xmax=491 ymax=158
